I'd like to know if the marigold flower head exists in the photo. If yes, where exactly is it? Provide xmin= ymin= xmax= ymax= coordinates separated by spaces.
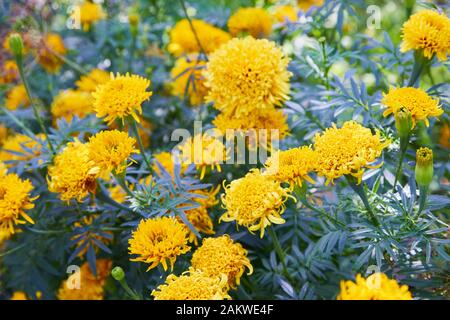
xmin=382 ymin=87 xmax=443 ymax=128
xmin=313 ymin=121 xmax=390 ymax=185
xmin=75 ymin=68 xmax=110 ymax=92
xmin=51 ymin=89 xmax=94 ymax=122
xmin=151 ymin=269 xmax=231 ymax=300
xmin=10 ymin=291 xmax=28 ymax=300
xmin=168 ymin=19 xmax=231 ymax=56
xmin=0 ymin=125 xmax=8 ymax=146
xmin=0 ymin=161 xmax=6 ymax=176
xmin=297 ymin=0 xmax=324 ymax=11
xmin=77 ymin=1 xmax=106 ymax=31
xmin=0 ymin=172 xmax=36 ymax=240
xmin=5 ymin=84 xmax=29 ymax=110
xmin=178 ymin=132 xmax=228 ymax=179
xmin=400 ymin=9 xmax=450 ymax=61
xmin=35 ymin=33 xmax=67 ymax=73
xmin=93 ymin=73 xmax=152 ymax=125
xmin=273 ymin=5 xmax=298 ymax=23
xmin=191 ymin=235 xmax=253 ymax=288
xmin=337 ymin=273 xmax=412 ymax=300
xmin=0 ymin=60 xmax=19 ymax=84
xmin=47 ymin=140 xmax=99 ymax=202
xmin=87 ymin=130 xmax=139 ymax=175
xmin=264 ymin=146 xmax=317 ymax=188
xmin=108 ymin=185 xmax=128 ymax=204
xmin=204 ymin=37 xmax=291 ymax=117
xmin=213 ymin=108 xmax=289 ymax=149
xmin=228 ymin=7 xmax=273 ymax=38
xmin=170 ymin=55 xmax=208 ymax=106
xmin=439 ymin=123 xmax=450 ymax=149
xmin=128 ymin=217 xmax=191 ymax=271
xmin=220 ymin=169 xmax=293 ymax=238
xmin=0 ymin=133 xmax=44 ymax=165
xmin=57 ymin=259 xmax=111 ymax=300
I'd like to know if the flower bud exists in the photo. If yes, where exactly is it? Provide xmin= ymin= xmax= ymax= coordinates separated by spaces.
xmin=415 ymin=147 xmax=433 ymax=186
xmin=111 ymin=266 xmax=125 ymax=281
xmin=128 ymin=13 xmax=139 ymax=37
xmin=8 ymin=33 xmax=24 ymax=59
xmin=394 ymin=107 xmax=412 ymax=140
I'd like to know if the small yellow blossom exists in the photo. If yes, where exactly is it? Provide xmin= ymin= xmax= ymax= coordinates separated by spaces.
xmin=151 ymin=269 xmax=231 ymax=300
xmin=0 ymin=133 xmax=44 ymax=165
xmin=204 ymin=37 xmax=291 ymax=117
xmin=337 ymin=273 xmax=413 ymax=300
xmin=75 ymin=68 xmax=110 ymax=93
xmin=77 ymin=1 xmax=106 ymax=31
xmin=313 ymin=121 xmax=390 ymax=185
xmin=51 ymin=89 xmax=94 ymax=122
xmin=93 ymin=73 xmax=152 ymax=125
xmin=220 ymin=169 xmax=293 ymax=238
xmin=170 ymin=55 xmax=208 ymax=106
xmin=178 ymin=132 xmax=228 ymax=179
xmin=191 ymin=235 xmax=253 ymax=288
xmin=168 ymin=19 xmax=231 ymax=56
xmin=47 ymin=140 xmax=99 ymax=202
xmin=57 ymin=259 xmax=111 ymax=300
xmin=35 ymin=33 xmax=67 ymax=73
xmin=273 ymin=5 xmax=298 ymax=23
xmin=128 ymin=217 xmax=191 ymax=271
xmin=10 ymin=292 xmax=28 ymax=300
xmin=87 ymin=130 xmax=139 ymax=175
xmin=264 ymin=146 xmax=317 ymax=188
xmin=297 ymin=0 xmax=324 ymax=11
xmin=0 ymin=60 xmax=19 ymax=84
xmin=5 ymin=84 xmax=29 ymax=110
xmin=0 ymin=125 xmax=8 ymax=146
xmin=439 ymin=123 xmax=450 ymax=149
xmin=0 ymin=172 xmax=37 ymax=241
xmin=228 ymin=7 xmax=273 ymax=38
xmin=382 ymin=87 xmax=443 ymax=128
xmin=400 ymin=9 xmax=450 ymax=61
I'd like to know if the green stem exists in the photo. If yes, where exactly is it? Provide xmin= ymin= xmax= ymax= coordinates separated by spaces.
xmin=50 ymin=49 xmax=88 ymax=75
xmin=179 ymin=0 xmax=208 ymax=60
xmin=113 ymin=175 xmax=134 ymax=198
xmin=305 ymin=111 xmax=326 ymax=130
xmin=127 ymin=32 xmax=137 ymax=72
xmin=418 ymin=185 xmax=428 ymax=215
xmin=346 ymin=176 xmax=380 ymax=227
xmin=268 ymin=226 xmax=294 ymax=282
xmin=393 ymin=135 xmax=409 ymax=190
xmin=407 ymin=52 xmax=427 ymax=87
xmin=0 ymin=243 xmax=27 ymax=258
xmin=117 ymin=278 xmax=141 ymax=300
xmin=16 ymin=58 xmax=56 ymax=155
xmin=129 ymin=119 xmax=153 ymax=174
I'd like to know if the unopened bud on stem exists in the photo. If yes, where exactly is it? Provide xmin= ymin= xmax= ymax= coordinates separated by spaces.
xmin=111 ymin=266 xmax=125 ymax=281
xmin=415 ymin=147 xmax=433 ymax=186
xmin=394 ymin=107 xmax=412 ymax=140
xmin=8 ymin=33 xmax=24 ymax=60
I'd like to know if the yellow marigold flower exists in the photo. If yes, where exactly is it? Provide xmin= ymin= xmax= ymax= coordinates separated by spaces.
xmin=264 ymin=146 xmax=317 ymax=188
xmin=10 ymin=291 xmax=27 ymax=300
xmin=178 ymin=132 xmax=228 ymax=179
xmin=77 ymin=1 xmax=106 ymax=31
xmin=0 ymin=133 xmax=44 ymax=165
xmin=57 ymin=259 xmax=111 ymax=300
xmin=337 ymin=273 xmax=413 ymax=300
xmin=47 ymin=140 xmax=99 ymax=202
xmin=35 ymin=33 xmax=67 ymax=73
xmin=228 ymin=7 xmax=273 ymax=38
xmin=170 ymin=55 xmax=208 ymax=106
xmin=191 ymin=235 xmax=253 ymax=288
xmin=204 ymin=37 xmax=291 ymax=117
xmin=439 ymin=123 xmax=450 ymax=149
xmin=75 ymin=68 xmax=110 ymax=93
xmin=273 ymin=5 xmax=298 ymax=23
xmin=151 ymin=269 xmax=231 ymax=300
xmin=313 ymin=121 xmax=390 ymax=185
xmin=5 ymin=84 xmax=29 ymax=110
xmin=87 ymin=130 xmax=139 ymax=175
xmin=0 ymin=60 xmax=19 ymax=84
xmin=93 ymin=73 xmax=152 ymax=125
xmin=108 ymin=184 xmax=128 ymax=203
xmin=152 ymin=151 xmax=187 ymax=178
xmin=400 ymin=9 xmax=450 ymax=61
xmin=0 ymin=172 xmax=36 ymax=240
xmin=382 ymin=87 xmax=443 ymax=128
xmin=0 ymin=161 xmax=6 ymax=176
xmin=0 ymin=125 xmax=8 ymax=146
xmin=128 ymin=217 xmax=191 ymax=271
xmin=220 ymin=169 xmax=293 ymax=238
xmin=213 ymin=108 xmax=289 ymax=149
xmin=168 ymin=19 xmax=231 ymax=56
xmin=51 ymin=89 xmax=94 ymax=122
xmin=297 ymin=0 xmax=324 ymax=11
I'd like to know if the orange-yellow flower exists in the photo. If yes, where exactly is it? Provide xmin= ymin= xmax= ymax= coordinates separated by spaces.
xmin=228 ymin=7 xmax=273 ymax=38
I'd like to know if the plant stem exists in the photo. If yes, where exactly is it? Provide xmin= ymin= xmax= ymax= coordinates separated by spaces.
xmin=117 ymin=278 xmax=141 ymax=300
xmin=16 ymin=58 xmax=56 ymax=155
xmin=127 ymin=32 xmax=137 ymax=72
xmin=407 ymin=51 xmax=427 ymax=87
xmin=268 ymin=226 xmax=294 ymax=283
xmin=346 ymin=176 xmax=380 ymax=227
xmin=50 ymin=49 xmax=88 ymax=75
xmin=113 ymin=174 xmax=134 ymax=198
xmin=418 ymin=185 xmax=428 ymax=215
xmin=129 ymin=119 xmax=153 ymax=174
xmin=179 ymin=0 xmax=208 ymax=60
xmin=393 ymin=135 xmax=409 ymax=191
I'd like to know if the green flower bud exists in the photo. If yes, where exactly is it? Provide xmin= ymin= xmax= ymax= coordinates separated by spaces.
xmin=394 ymin=107 xmax=412 ymax=140
xmin=8 ymin=33 xmax=24 ymax=59
xmin=415 ymin=147 xmax=433 ymax=186
xmin=111 ymin=266 xmax=125 ymax=281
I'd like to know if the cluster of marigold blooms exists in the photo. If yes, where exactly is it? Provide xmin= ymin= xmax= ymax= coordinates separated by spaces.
xmin=1 ymin=1 xmax=448 ymax=300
